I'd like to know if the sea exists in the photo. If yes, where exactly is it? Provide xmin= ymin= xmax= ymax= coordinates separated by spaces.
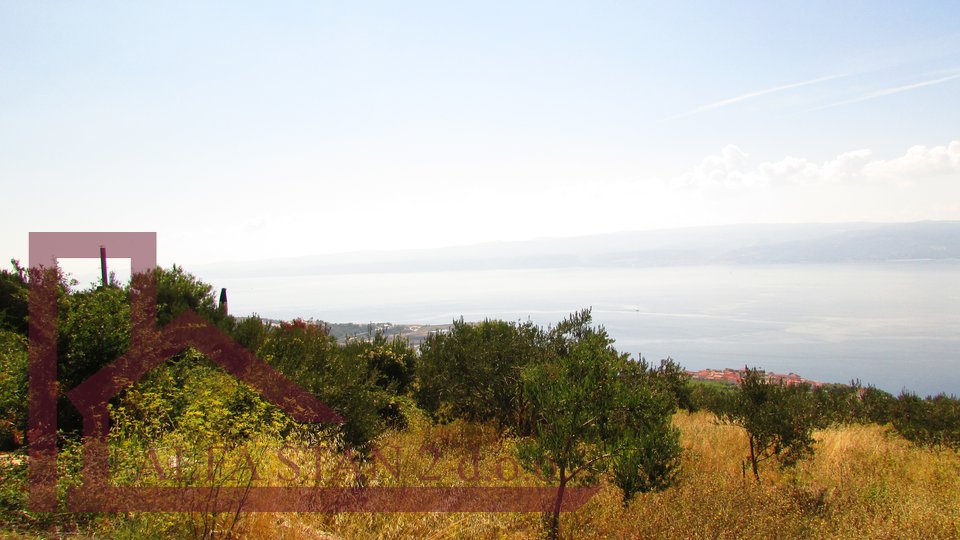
xmin=214 ymin=261 xmax=960 ymax=397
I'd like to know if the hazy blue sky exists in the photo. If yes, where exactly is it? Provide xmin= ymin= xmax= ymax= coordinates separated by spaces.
xmin=3 ymin=1 xmax=959 ymax=265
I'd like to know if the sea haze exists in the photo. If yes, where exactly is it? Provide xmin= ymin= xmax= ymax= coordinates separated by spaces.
xmin=194 ymin=222 xmax=960 ymax=397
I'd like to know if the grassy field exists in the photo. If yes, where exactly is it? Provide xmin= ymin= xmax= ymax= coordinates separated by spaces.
xmin=10 ymin=409 xmax=946 ymax=539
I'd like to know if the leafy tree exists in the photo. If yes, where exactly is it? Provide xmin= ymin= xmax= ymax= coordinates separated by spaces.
xmin=0 ymin=260 xmax=28 ymax=335
xmin=518 ymin=310 xmax=680 ymax=539
xmin=893 ymin=392 xmax=960 ymax=449
xmin=857 ymin=385 xmax=896 ymax=425
xmin=812 ymin=383 xmax=861 ymax=426
xmin=416 ymin=318 xmax=543 ymax=433
xmin=340 ymin=331 xmax=417 ymax=429
xmin=894 ymin=392 xmax=931 ymax=446
xmin=154 ymin=265 xmax=230 ymax=328
xmin=53 ymin=265 xmax=241 ymax=437
xmin=0 ymin=330 xmax=28 ymax=449
xmin=257 ymin=319 xmax=389 ymax=454
xmin=611 ymin=357 xmax=683 ymax=503
xmin=610 ymin=418 xmax=681 ymax=503
xmin=634 ymin=356 xmax=693 ymax=411
xmin=808 ymin=381 xmax=898 ymax=427
xmin=688 ymin=380 xmax=735 ymax=414
xmin=111 ymin=349 xmax=296 ymax=446
xmin=723 ymin=367 xmax=822 ymax=482
xmin=922 ymin=394 xmax=960 ymax=449
xmin=230 ymin=314 xmax=271 ymax=353
xmin=57 ymin=265 xmax=230 ymax=395
xmin=58 ymin=285 xmax=132 ymax=392
xmin=352 ymin=331 xmax=416 ymax=395
xmin=52 ymin=284 xmax=132 ymax=434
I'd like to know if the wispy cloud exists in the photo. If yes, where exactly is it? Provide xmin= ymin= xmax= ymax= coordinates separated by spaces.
xmin=671 ymin=74 xmax=846 ymax=119
xmin=810 ymin=72 xmax=960 ymax=111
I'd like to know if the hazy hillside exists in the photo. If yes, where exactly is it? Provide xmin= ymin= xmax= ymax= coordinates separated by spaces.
xmin=198 ymin=221 xmax=960 ymax=277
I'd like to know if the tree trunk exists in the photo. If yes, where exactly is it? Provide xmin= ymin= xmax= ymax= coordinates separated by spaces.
xmin=547 ymin=469 xmax=567 ymax=540
xmin=749 ymin=436 xmax=761 ymax=483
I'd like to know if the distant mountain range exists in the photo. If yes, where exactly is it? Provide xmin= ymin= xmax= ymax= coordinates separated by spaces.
xmin=199 ymin=221 xmax=960 ymax=277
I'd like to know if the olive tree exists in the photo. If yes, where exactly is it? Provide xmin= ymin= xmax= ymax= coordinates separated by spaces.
xmin=723 ymin=367 xmax=822 ymax=482
xmin=416 ymin=318 xmax=543 ymax=433
xmin=518 ymin=310 xmax=681 ymax=539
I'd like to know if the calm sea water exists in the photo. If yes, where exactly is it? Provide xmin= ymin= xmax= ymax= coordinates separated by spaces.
xmin=220 ymin=262 xmax=959 ymax=397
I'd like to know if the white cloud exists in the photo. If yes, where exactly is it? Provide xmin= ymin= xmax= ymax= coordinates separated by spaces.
xmin=673 ymin=141 xmax=959 ymax=190
xmin=758 ymin=156 xmax=819 ymax=182
xmin=862 ymin=141 xmax=960 ymax=178
xmin=673 ymin=145 xmax=757 ymax=189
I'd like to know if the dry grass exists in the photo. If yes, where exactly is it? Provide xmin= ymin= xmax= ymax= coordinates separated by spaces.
xmin=17 ymin=410 xmax=954 ymax=538
xmin=227 ymin=411 xmax=960 ymax=539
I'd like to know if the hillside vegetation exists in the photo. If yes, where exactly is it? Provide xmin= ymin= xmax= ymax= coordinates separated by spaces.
xmin=0 ymin=260 xmax=958 ymax=538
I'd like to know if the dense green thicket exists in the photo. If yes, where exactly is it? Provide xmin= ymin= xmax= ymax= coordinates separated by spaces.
xmin=0 ymin=264 xmax=419 ymax=453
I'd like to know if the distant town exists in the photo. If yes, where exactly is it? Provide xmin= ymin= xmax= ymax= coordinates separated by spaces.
xmin=687 ymin=367 xmax=824 ymax=388
xmin=261 ymin=318 xmax=452 ymax=345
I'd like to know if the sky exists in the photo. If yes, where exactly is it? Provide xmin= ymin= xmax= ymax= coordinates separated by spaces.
xmin=2 ymin=1 xmax=960 ymax=267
